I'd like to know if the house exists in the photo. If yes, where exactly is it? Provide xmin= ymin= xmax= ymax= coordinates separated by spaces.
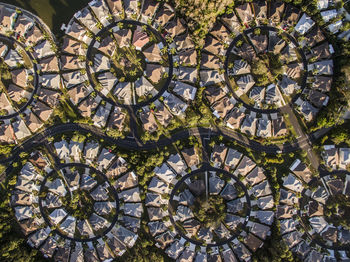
xmin=62 ymin=71 xmax=88 ymax=89
xmin=113 ymin=28 xmax=132 ymax=47
xmin=105 ymin=0 xmax=124 ymax=17
xmin=321 ymin=9 xmax=337 ymax=23
xmin=235 ymin=155 xmax=256 ymax=176
xmin=203 ymin=36 xmax=225 ymax=56
xmin=106 ymin=157 xmax=128 ymax=179
xmin=123 ymin=203 xmax=143 ymax=218
xmin=290 ymin=158 xmax=312 ymax=183
xmin=135 ymin=76 xmax=156 ymax=98
xmin=308 ymin=90 xmax=329 ymax=108
xmin=97 ymin=148 xmax=115 ymax=170
xmin=113 ymin=82 xmax=133 ymax=105
xmin=282 ymin=5 xmax=300 ymax=28
xmin=164 ymin=17 xmax=186 ymax=39
xmin=212 ymin=96 xmax=235 ymax=118
xmin=7 ymin=84 xmax=30 ymax=103
xmin=303 ymin=26 xmax=326 ymax=48
xmin=32 ymin=101 xmax=53 ymax=122
xmin=84 ymin=141 xmax=99 ymax=163
xmin=132 ymin=27 xmax=149 ymax=50
xmin=25 ymin=25 xmax=44 ymax=46
xmin=153 ymin=4 xmax=175 ymax=27
xmin=201 ymin=53 xmax=221 ymax=69
xmin=4 ymin=49 xmax=23 ymax=68
xmin=24 ymin=111 xmax=43 ymax=133
xmin=240 ymin=115 xmax=257 ymax=137
xmin=39 ymin=56 xmax=60 ymax=72
xmin=78 ymin=96 xmax=100 ymax=118
xmin=124 ymin=0 xmax=140 ymax=17
xmin=174 ymin=31 xmax=195 ymax=51
xmin=0 ymin=93 xmax=13 ymax=115
xmin=308 ymin=42 xmax=332 ymax=60
xmin=154 ymin=163 xmax=177 ymax=185
xmin=249 ymin=180 xmax=272 ymax=198
xmin=200 ymin=70 xmax=224 ymax=86
xmin=143 ymin=44 xmax=162 ymax=63
xmin=312 ymin=76 xmax=332 ymax=92
xmin=176 ymin=67 xmax=197 ymax=83
xmin=279 ymin=75 xmax=300 ymax=95
xmin=145 ymin=64 xmax=165 ymax=84
xmin=308 ymin=60 xmax=333 ymax=75
xmin=295 ymin=14 xmax=315 ymax=35
xmin=148 ymin=177 xmax=169 ymax=195
xmin=91 ymin=53 xmax=110 ymax=73
xmin=95 ymin=36 xmax=115 ymax=56
xmin=33 ymin=40 xmax=55 ymax=59
xmin=250 ymin=34 xmax=268 ymax=53
xmin=211 ymin=144 xmax=228 ymax=167
xmin=257 ymin=118 xmax=272 ymax=138
xmin=204 ymin=85 xmax=228 ymax=105
xmin=269 ymin=1 xmax=285 ymax=25
xmin=244 ymin=166 xmax=266 ymax=187
xmin=115 ymin=171 xmax=138 ymax=190
xmin=328 ymin=20 xmax=342 ymax=34
xmin=244 ymin=233 xmax=264 ymax=252
xmin=89 ymin=0 xmax=111 ymax=26
xmin=220 ymin=12 xmax=241 ymax=35
xmin=162 ymin=91 xmax=188 ymax=116
xmin=172 ymin=81 xmax=197 ymax=101
xmin=225 ymin=107 xmax=246 ymax=130
xmin=225 ymin=148 xmax=243 ymax=170
xmin=178 ymin=49 xmax=197 ymax=66
xmin=235 ymin=43 xmax=256 ymax=61
xmin=11 ymin=69 xmax=29 ymax=88
xmin=67 ymin=84 xmax=93 ymax=105
xmin=284 ymin=63 xmax=302 ymax=79
xmin=167 ymin=153 xmax=187 ymax=175
xmin=0 ymin=123 xmax=15 ymax=144
xmin=181 ymin=147 xmax=200 ymax=169
xmin=339 ymin=148 xmax=350 ymax=169
xmin=108 ymin=107 xmax=126 ymax=131
xmin=210 ymin=23 xmax=232 ymax=44
xmin=140 ymin=108 xmax=158 ymax=133
xmin=268 ymin=31 xmax=285 ymax=53
xmin=283 ymin=174 xmax=304 ymax=193
xmin=252 ymin=1 xmax=268 ymax=25
xmin=93 ymin=103 xmax=112 ymax=128
xmin=140 ymin=0 xmax=159 ymax=23
xmin=272 ymin=117 xmax=288 ymax=137
xmin=12 ymin=118 xmax=31 ymax=140
xmin=236 ymin=3 xmax=254 ymax=26
xmin=75 ymin=7 xmax=98 ymax=32
xmin=228 ymin=59 xmax=251 ymax=76
xmin=235 ymin=74 xmax=255 ymax=96
xmin=153 ymin=100 xmax=173 ymax=127
xmin=61 ymin=55 xmax=84 ymax=70
xmin=298 ymin=99 xmax=319 ymax=121
xmin=47 ymin=179 xmax=67 ymax=196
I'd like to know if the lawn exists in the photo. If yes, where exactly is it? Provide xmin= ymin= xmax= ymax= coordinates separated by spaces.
xmin=2 ymin=0 xmax=90 ymax=35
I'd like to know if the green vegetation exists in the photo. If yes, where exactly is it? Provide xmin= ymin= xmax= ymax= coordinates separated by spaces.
xmin=192 ymin=195 xmax=226 ymax=228
xmin=324 ymin=194 xmax=350 ymax=230
xmin=251 ymin=53 xmax=283 ymax=86
xmin=63 ymin=189 xmax=94 ymax=220
xmin=111 ymin=45 xmax=146 ymax=82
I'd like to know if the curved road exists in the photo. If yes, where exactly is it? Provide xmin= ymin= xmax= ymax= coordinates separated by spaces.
xmin=0 ymin=123 xmax=332 ymax=165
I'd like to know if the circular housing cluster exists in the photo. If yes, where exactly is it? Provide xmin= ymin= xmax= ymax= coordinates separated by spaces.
xmin=146 ymin=145 xmax=274 ymax=260
xmin=60 ymin=0 xmax=198 ymax=133
xmin=200 ymin=1 xmax=335 ymax=138
xmin=0 ymin=3 xmax=61 ymax=144
xmin=225 ymin=26 xmax=307 ymax=110
xmin=277 ymin=156 xmax=350 ymax=260
xmin=86 ymin=20 xmax=172 ymax=106
xmin=11 ymin=136 xmax=142 ymax=260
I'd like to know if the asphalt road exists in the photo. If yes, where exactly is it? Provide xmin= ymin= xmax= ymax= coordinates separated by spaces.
xmin=0 ymin=122 xmax=333 ymax=165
